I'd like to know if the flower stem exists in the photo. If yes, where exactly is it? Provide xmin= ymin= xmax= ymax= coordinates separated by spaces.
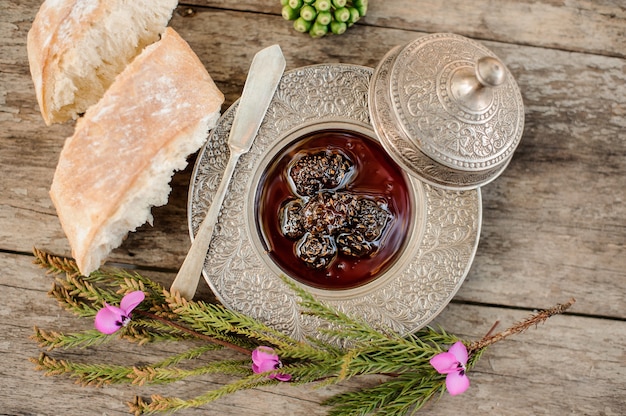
xmin=483 ymin=320 xmax=500 ymax=339
xmin=135 ymin=310 xmax=252 ymax=356
xmin=468 ymin=298 xmax=575 ymax=354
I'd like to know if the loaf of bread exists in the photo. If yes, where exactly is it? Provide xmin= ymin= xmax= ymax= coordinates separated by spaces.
xmin=27 ymin=0 xmax=179 ymax=125
xmin=49 ymin=27 xmax=225 ymax=276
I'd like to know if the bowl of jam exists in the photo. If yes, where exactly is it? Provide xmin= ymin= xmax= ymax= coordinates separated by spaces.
xmin=255 ymin=127 xmax=413 ymax=291
xmin=189 ymin=64 xmax=481 ymax=340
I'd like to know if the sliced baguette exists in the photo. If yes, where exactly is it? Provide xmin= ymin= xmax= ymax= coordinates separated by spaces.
xmin=27 ymin=0 xmax=179 ymax=125
xmin=50 ymin=27 xmax=224 ymax=276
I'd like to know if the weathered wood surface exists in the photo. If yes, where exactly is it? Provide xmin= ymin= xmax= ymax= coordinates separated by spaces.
xmin=1 ymin=0 xmax=625 ymax=414
xmin=3 ymin=253 xmax=624 ymax=415
xmin=191 ymin=0 xmax=626 ymax=58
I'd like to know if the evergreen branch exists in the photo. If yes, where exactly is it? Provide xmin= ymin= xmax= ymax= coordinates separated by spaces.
xmin=120 ymin=320 xmax=192 ymax=345
xmin=56 ymin=270 xmax=140 ymax=304
xmin=325 ymin=344 xmax=433 ymax=381
xmin=134 ymin=310 xmax=253 ymax=354
xmin=151 ymin=344 xmax=222 ymax=368
xmin=309 ymin=326 xmax=457 ymax=381
xmin=164 ymin=291 xmax=299 ymax=350
xmin=35 ymin=248 xmax=173 ymax=316
xmin=90 ymin=268 xmax=170 ymax=306
xmin=129 ymin=359 xmax=251 ymax=386
xmin=47 ymin=269 xmax=130 ymax=319
xmin=31 ymin=248 xmax=575 ymax=416
xmin=128 ymin=318 xmax=190 ymax=338
xmin=411 ymin=326 xmax=459 ymax=348
xmin=33 ymin=247 xmax=81 ymax=276
xmin=277 ymin=342 xmax=339 ymax=363
xmin=48 ymin=283 xmax=101 ymax=318
xmin=31 ymin=326 xmax=111 ymax=350
xmin=271 ymin=361 xmax=343 ymax=386
xmin=129 ymin=375 xmax=276 ymax=414
xmin=281 ymin=276 xmax=398 ymax=345
xmin=324 ymin=372 xmax=445 ymax=416
xmin=30 ymin=353 xmax=134 ymax=386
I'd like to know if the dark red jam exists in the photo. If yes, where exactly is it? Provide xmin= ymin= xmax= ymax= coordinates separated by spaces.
xmin=255 ymin=130 xmax=412 ymax=290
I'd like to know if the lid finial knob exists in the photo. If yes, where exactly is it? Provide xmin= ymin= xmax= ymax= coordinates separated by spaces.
xmin=449 ymin=56 xmax=507 ymax=113
xmin=476 ymin=56 xmax=506 ymax=87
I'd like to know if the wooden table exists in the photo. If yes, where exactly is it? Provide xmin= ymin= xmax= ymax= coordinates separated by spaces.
xmin=2 ymin=1 xmax=625 ymax=414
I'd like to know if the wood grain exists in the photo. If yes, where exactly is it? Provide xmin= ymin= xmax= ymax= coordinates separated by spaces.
xmin=1 ymin=0 xmax=625 ymax=414
xmin=186 ymin=0 xmax=626 ymax=58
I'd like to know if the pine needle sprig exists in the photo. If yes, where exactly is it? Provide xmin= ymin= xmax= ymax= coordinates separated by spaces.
xmin=30 ymin=352 xmax=135 ymax=386
xmin=33 ymin=248 xmax=160 ymax=297
xmin=323 ymin=372 xmax=445 ymax=416
xmin=120 ymin=320 xmax=193 ymax=345
xmin=284 ymin=280 xmax=459 ymax=380
xmin=411 ymin=325 xmax=459 ymax=348
xmin=47 ymin=282 xmax=103 ymax=318
xmin=129 ymin=359 xmax=251 ymax=386
xmin=164 ymin=293 xmax=300 ymax=350
xmin=314 ymin=339 xmax=440 ymax=384
xmin=129 ymin=375 xmax=276 ymax=415
xmin=46 ymin=266 xmax=137 ymax=319
xmin=362 ymin=335 xmax=450 ymax=369
xmin=34 ymin=248 xmax=175 ymax=319
xmin=33 ymin=247 xmax=81 ymax=276
xmin=282 ymin=276 xmax=394 ymax=345
xmin=277 ymin=340 xmax=340 ymax=365
xmin=151 ymin=344 xmax=225 ymax=369
xmin=32 ymin=326 xmax=112 ymax=350
xmin=92 ymin=268 xmax=171 ymax=307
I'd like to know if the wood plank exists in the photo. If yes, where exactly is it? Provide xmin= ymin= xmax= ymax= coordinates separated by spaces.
xmin=186 ymin=0 xmax=626 ymax=58
xmin=1 ymin=5 xmax=625 ymax=319
xmin=6 ymin=0 xmax=626 ymax=62
xmin=2 ymin=252 xmax=623 ymax=415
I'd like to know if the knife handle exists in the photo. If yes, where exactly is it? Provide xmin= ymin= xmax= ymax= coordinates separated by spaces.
xmin=170 ymin=152 xmax=241 ymax=299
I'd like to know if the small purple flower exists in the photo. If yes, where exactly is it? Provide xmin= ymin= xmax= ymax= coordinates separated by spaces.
xmin=94 ymin=291 xmax=145 ymax=334
xmin=429 ymin=341 xmax=470 ymax=395
xmin=251 ymin=346 xmax=291 ymax=382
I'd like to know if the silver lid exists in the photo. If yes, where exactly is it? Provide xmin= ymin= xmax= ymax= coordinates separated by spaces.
xmin=370 ymin=33 xmax=524 ymax=190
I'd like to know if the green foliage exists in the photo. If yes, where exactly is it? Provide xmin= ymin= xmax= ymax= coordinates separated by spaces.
xmin=31 ymin=352 xmax=135 ymax=386
xmin=30 ymin=249 xmax=460 ymax=414
xmin=324 ymin=372 xmax=446 ymax=416
xmin=32 ymin=326 xmax=112 ymax=350
xmin=30 ymin=248 xmax=573 ymax=415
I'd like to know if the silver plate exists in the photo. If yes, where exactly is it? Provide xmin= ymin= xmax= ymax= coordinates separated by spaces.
xmin=189 ymin=64 xmax=482 ymax=342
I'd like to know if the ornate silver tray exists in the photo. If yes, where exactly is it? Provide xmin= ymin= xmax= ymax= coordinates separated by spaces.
xmin=189 ymin=64 xmax=481 ymax=341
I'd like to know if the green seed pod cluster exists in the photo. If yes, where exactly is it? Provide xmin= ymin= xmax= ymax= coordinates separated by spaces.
xmin=281 ymin=0 xmax=368 ymax=37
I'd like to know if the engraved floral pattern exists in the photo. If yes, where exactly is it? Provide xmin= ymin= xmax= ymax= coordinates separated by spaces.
xmin=370 ymin=45 xmax=501 ymax=189
xmin=391 ymin=34 xmax=524 ymax=168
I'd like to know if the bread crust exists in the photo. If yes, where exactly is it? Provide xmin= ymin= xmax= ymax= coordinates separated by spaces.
xmin=50 ymin=27 xmax=224 ymax=275
xmin=27 ymin=0 xmax=178 ymax=125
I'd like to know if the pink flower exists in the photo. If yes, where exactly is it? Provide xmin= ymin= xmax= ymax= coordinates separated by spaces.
xmin=429 ymin=341 xmax=470 ymax=395
xmin=94 ymin=291 xmax=145 ymax=334
xmin=251 ymin=346 xmax=292 ymax=381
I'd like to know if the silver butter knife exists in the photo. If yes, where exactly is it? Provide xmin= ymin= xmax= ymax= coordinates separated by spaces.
xmin=170 ymin=44 xmax=286 ymax=299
